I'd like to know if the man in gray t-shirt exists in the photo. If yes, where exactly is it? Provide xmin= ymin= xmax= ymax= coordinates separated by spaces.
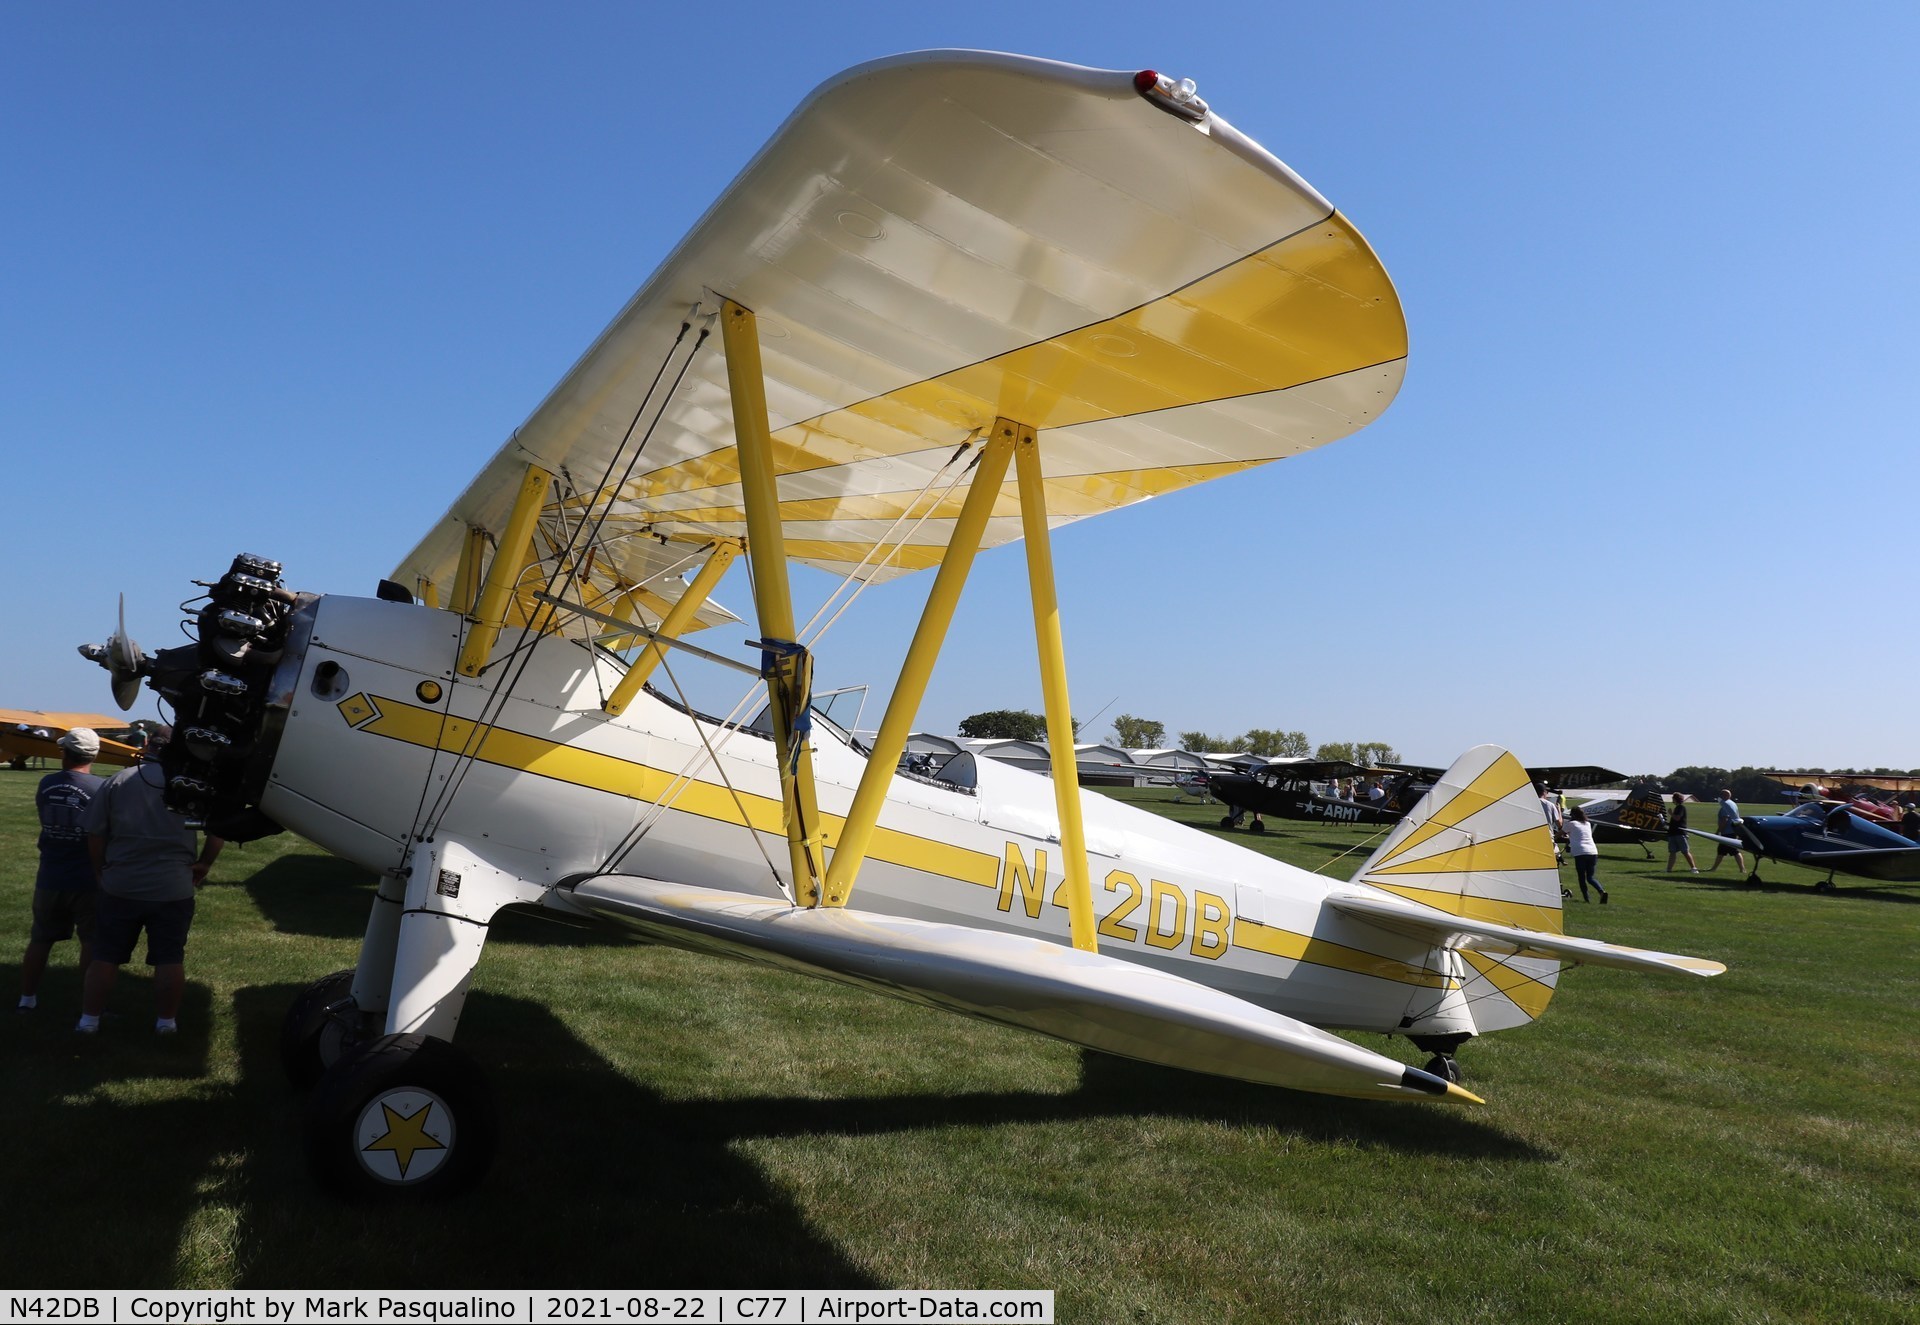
xmin=78 ymin=727 xmax=223 ymax=1034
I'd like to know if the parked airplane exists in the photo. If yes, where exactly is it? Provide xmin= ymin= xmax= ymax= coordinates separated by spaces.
xmin=1214 ymin=760 xmax=1625 ymax=833
xmin=1576 ymin=787 xmax=1669 ymax=859
xmin=80 ymin=51 xmax=1721 ymax=1199
xmin=0 ymin=708 xmax=143 ymax=770
xmin=1697 ymin=803 xmax=1920 ymax=890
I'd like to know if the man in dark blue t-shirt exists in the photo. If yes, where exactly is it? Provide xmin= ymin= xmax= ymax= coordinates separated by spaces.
xmin=17 ymin=728 xmax=105 ymax=1011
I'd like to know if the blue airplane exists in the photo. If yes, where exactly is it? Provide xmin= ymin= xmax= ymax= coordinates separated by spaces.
xmin=1698 ymin=803 xmax=1920 ymax=890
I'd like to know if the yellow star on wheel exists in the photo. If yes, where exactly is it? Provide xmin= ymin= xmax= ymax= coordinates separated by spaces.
xmin=363 ymin=1100 xmax=446 ymax=1178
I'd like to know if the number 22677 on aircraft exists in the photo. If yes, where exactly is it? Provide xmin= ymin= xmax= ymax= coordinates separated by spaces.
xmin=83 ymin=51 xmax=1724 ymax=1199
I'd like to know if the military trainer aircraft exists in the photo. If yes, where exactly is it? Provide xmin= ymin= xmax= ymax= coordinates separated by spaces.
xmin=80 ymin=51 xmax=1723 ymax=1199
xmin=1214 ymin=760 xmax=1626 ymax=833
xmin=1577 ymin=787 xmax=1670 ymax=858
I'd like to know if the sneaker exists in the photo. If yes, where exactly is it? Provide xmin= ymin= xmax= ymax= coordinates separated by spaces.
xmin=154 ymin=1020 xmax=178 ymax=1035
xmin=75 ymin=1020 xmax=100 ymax=1034
xmin=1600 ymin=893 xmax=1609 ymax=904
xmin=15 ymin=998 xmax=35 ymax=1013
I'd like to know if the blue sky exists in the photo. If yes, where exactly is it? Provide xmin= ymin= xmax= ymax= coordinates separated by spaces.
xmin=5 ymin=3 xmax=1916 ymax=776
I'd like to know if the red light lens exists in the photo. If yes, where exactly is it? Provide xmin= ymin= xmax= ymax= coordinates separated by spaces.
xmin=1133 ymin=70 xmax=1160 ymax=93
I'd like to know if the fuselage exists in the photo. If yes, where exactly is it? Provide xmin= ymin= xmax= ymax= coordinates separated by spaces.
xmin=1740 ymin=804 xmax=1920 ymax=881
xmin=256 ymin=593 xmax=1475 ymax=1039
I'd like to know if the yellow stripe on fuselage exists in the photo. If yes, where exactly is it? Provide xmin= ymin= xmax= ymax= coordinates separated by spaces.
xmin=1232 ymin=919 xmax=1455 ymax=990
xmin=338 ymin=692 xmax=1458 ymax=992
xmin=338 ymin=693 xmax=998 ymax=888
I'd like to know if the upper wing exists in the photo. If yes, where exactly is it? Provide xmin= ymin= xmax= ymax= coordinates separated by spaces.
xmin=0 ymin=707 xmax=127 ymax=729
xmin=0 ymin=709 xmax=143 ymax=767
xmin=392 ymin=51 xmax=1406 ymax=635
xmin=1527 ymin=765 xmax=1626 ymax=791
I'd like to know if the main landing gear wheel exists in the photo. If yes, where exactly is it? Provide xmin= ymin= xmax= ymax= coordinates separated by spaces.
xmin=1247 ymin=819 xmax=1265 ymax=835
xmin=304 ymin=1033 xmax=496 ymax=1200
xmin=280 ymin=969 xmax=374 ymax=1089
xmin=1219 ymin=814 xmax=1237 ymax=830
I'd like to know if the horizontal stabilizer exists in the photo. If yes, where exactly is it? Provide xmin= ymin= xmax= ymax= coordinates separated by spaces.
xmin=565 ymin=876 xmax=1479 ymax=1104
xmin=1327 ymin=890 xmax=1725 ymax=978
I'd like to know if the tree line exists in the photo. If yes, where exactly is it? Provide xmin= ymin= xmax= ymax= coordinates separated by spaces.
xmin=1635 ymin=766 xmax=1920 ymax=801
xmin=956 ymin=710 xmax=1400 ymax=766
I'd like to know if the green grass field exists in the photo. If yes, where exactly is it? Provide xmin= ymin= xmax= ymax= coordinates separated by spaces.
xmin=2 ymin=767 xmax=1916 ymax=1320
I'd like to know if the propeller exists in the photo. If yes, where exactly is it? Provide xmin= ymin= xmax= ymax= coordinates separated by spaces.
xmin=78 ymin=593 xmax=147 ymax=711
xmin=107 ymin=593 xmax=147 ymax=710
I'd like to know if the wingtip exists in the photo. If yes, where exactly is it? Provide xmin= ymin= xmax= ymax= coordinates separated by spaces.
xmin=1400 ymin=1065 xmax=1485 ymax=1104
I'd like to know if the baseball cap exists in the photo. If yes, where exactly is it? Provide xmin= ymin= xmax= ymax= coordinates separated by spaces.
xmin=58 ymin=727 xmax=101 ymax=757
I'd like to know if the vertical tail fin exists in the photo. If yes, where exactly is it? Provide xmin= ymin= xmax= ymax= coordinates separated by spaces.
xmin=1350 ymin=746 xmax=1563 ymax=1032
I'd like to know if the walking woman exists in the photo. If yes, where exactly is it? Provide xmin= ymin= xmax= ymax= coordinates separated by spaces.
xmin=1565 ymin=805 xmax=1607 ymax=902
xmin=1666 ymin=792 xmax=1700 ymax=874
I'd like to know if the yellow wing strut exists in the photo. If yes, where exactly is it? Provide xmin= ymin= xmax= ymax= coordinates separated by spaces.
xmin=603 ymin=541 xmax=741 ymax=716
xmin=1016 ymin=431 xmax=1097 ymax=952
xmin=821 ymin=425 xmax=1014 ymax=906
xmin=449 ymin=525 xmax=487 ymax=615
xmin=457 ymin=464 xmax=552 ymax=678
xmin=722 ymin=299 xmax=826 ymax=906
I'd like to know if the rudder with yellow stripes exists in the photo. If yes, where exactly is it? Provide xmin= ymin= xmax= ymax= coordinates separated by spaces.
xmin=1351 ymin=746 xmax=1564 ymax=1032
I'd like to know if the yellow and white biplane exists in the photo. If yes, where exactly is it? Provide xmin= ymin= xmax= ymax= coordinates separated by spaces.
xmin=0 ymin=708 xmax=142 ymax=770
xmin=83 ymin=51 xmax=1723 ymax=1197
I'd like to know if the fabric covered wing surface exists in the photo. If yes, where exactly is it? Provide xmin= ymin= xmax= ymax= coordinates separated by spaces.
xmin=393 ymin=50 xmax=1407 ymax=601
xmin=566 ymin=875 xmax=1473 ymax=1103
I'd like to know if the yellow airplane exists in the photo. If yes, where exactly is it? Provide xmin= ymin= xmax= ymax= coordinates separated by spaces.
xmin=81 ymin=52 xmax=1723 ymax=1199
xmin=0 ymin=708 xmax=142 ymax=770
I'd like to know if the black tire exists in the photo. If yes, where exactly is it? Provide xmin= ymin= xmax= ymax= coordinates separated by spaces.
xmin=1423 ymin=1054 xmax=1464 ymax=1084
xmin=1219 ymin=815 xmax=1236 ymax=830
xmin=1248 ymin=819 xmax=1266 ymax=835
xmin=280 ymin=969 xmax=371 ymax=1089
xmin=304 ymin=1033 xmax=496 ymax=1200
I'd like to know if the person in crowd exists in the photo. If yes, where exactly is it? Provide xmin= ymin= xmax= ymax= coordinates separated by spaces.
xmin=1564 ymin=804 xmax=1607 ymax=903
xmin=1539 ymin=783 xmax=1565 ymax=864
xmin=77 ymin=727 xmax=223 ymax=1034
xmin=1666 ymin=792 xmax=1699 ymax=873
xmin=1706 ymin=788 xmax=1749 ymax=873
xmin=1901 ymin=800 xmax=1920 ymax=843
xmin=18 ymin=729 xmax=105 ymax=1011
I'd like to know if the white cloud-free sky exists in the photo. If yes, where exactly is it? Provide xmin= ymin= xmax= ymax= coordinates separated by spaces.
xmin=5 ymin=2 xmax=1916 ymax=775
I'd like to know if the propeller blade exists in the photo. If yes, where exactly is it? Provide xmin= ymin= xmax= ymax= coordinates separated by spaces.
xmin=106 ymin=592 xmax=146 ymax=711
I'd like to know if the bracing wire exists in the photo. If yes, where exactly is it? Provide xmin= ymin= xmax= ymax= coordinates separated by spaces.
xmin=414 ymin=317 xmax=706 ymax=844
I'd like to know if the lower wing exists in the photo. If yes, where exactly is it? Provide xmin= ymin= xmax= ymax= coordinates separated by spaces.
xmin=563 ymin=875 xmax=1479 ymax=1103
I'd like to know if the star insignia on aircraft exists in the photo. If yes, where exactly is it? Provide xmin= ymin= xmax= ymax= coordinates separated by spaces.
xmin=363 ymin=1099 xmax=446 ymax=1178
